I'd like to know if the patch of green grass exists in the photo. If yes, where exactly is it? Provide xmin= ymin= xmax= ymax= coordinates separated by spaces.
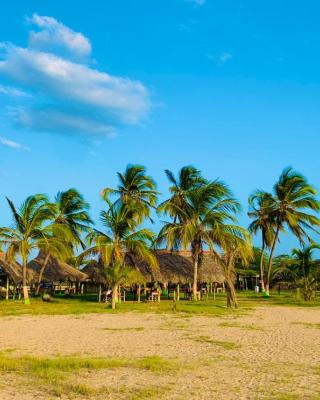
xmin=129 ymin=386 xmax=167 ymax=400
xmin=0 ymin=290 xmax=319 ymax=318
xmin=188 ymin=335 xmax=240 ymax=350
xmin=102 ymin=326 xmax=145 ymax=332
xmin=218 ymin=321 xmax=264 ymax=331
xmin=0 ymin=353 xmax=179 ymax=398
xmin=291 ymin=322 xmax=320 ymax=329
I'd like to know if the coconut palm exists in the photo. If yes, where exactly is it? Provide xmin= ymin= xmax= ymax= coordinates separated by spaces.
xmin=158 ymin=180 xmax=241 ymax=300
xmin=82 ymin=196 xmax=158 ymax=309
xmin=101 ymin=165 xmax=158 ymax=223
xmin=34 ymin=189 xmax=93 ymax=295
xmin=248 ymin=191 xmax=276 ymax=292
xmin=218 ymin=227 xmax=253 ymax=308
xmin=54 ymin=189 xmax=93 ymax=247
xmin=291 ymin=245 xmax=320 ymax=300
xmin=0 ymin=195 xmax=56 ymax=303
xmin=264 ymin=167 xmax=320 ymax=294
xmin=158 ymin=165 xmax=207 ymax=224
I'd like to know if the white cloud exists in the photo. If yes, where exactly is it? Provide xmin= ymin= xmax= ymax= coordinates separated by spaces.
xmin=27 ymin=14 xmax=91 ymax=60
xmin=0 ymin=136 xmax=30 ymax=151
xmin=0 ymin=15 xmax=150 ymax=137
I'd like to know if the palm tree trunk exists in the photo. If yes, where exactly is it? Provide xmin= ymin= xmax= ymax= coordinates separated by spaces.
xmin=265 ymin=225 xmax=280 ymax=296
xmin=111 ymin=284 xmax=117 ymax=310
xmin=22 ymin=252 xmax=30 ymax=305
xmin=259 ymin=238 xmax=266 ymax=293
xmin=192 ymin=249 xmax=199 ymax=301
xmin=35 ymin=253 xmax=50 ymax=295
xmin=226 ymin=278 xmax=238 ymax=308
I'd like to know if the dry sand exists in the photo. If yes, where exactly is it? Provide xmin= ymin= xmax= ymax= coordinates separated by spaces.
xmin=0 ymin=306 xmax=319 ymax=399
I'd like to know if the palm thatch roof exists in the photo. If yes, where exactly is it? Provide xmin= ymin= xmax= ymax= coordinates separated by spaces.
xmin=82 ymin=250 xmax=225 ymax=285
xmin=0 ymin=252 xmax=37 ymax=285
xmin=134 ymin=250 xmax=225 ymax=284
xmin=28 ymin=253 xmax=88 ymax=283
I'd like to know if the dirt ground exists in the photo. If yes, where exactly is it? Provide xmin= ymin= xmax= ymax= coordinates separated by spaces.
xmin=0 ymin=306 xmax=319 ymax=399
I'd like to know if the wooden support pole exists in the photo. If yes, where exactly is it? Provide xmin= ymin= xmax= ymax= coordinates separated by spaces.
xmin=6 ymin=276 xmax=9 ymax=300
xmin=177 ymin=284 xmax=180 ymax=301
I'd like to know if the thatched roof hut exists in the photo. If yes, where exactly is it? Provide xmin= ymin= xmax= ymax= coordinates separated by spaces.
xmin=0 ymin=252 xmax=37 ymax=285
xmin=82 ymin=250 xmax=225 ymax=286
xmin=28 ymin=253 xmax=88 ymax=283
xmin=135 ymin=250 xmax=225 ymax=284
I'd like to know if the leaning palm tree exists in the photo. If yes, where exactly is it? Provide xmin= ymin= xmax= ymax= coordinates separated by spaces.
xmin=34 ymin=189 xmax=93 ymax=294
xmin=264 ymin=167 xmax=320 ymax=295
xmin=82 ymin=197 xmax=158 ymax=309
xmin=158 ymin=180 xmax=240 ymax=300
xmin=0 ymin=195 xmax=55 ymax=304
xmin=158 ymin=165 xmax=207 ymax=224
xmin=218 ymin=227 xmax=253 ymax=308
xmin=101 ymin=165 xmax=158 ymax=223
xmin=248 ymin=191 xmax=276 ymax=292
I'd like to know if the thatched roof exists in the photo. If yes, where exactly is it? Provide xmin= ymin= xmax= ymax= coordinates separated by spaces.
xmin=28 ymin=253 xmax=88 ymax=283
xmin=134 ymin=250 xmax=225 ymax=284
xmin=82 ymin=250 xmax=225 ymax=285
xmin=0 ymin=253 xmax=37 ymax=285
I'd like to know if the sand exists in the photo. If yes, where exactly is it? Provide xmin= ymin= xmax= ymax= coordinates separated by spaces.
xmin=0 ymin=306 xmax=319 ymax=399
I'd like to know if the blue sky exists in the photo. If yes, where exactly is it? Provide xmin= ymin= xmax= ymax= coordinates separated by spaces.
xmin=0 ymin=0 xmax=320 ymax=253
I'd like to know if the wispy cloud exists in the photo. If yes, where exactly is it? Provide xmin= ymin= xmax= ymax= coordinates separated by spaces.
xmin=0 ymin=14 xmax=150 ymax=137
xmin=185 ymin=0 xmax=206 ymax=7
xmin=0 ymin=136 xmax=30 ymax=151
xmin=0 ymin=85 xmax=30 ymax=97
xmin=208 ymin=52 xmax=233 ymax=66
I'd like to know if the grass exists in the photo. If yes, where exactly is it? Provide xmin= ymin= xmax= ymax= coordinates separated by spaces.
xmin=0 ymin=291 xmax=319 ymax=318
xmin=218 ymin=321 xmax=265 ymax=330
xmin=291 ymin=322 xmax=320 ymax=329
xmin=0 ymin=352 xmax=179 ymax=398
xmin=102 ymin=326 xmax=145 ymax=332
xmin=188 ymin=335 xmax=240 ymax=350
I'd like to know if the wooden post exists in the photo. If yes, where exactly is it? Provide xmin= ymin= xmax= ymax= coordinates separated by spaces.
xmin=173 ymin=289 xmax=176 ymax=302
xmin=6 ymin=276 xmax=9 ymax=300
xmin=137 ymin=284 xmax=141 ymax=303
xmin=98 ymin=284 xmax=102 ymax=303
xmin=118 ymin=286 xmax=122 ymax=303
xmin=177 ymin=284 xmax=180 ymax=301
xmin=213 ymin=283 xmax=216 ymax=302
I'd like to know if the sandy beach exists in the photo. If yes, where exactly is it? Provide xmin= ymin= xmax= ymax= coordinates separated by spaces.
xmin=0 ymin=306 xmax=319 ymax=399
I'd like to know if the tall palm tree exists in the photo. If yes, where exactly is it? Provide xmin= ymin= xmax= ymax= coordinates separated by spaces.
xmin=34 ymin=189 xmax=93 ymax=295
xmin=248 ymin=191 xmax=276 ymax=292
xmin=83 ymin=197 xmax=157 ymax=309
xmin=101 ymin=165 xmax=158 ymax=223
xmin=0 ymin=195 xmax=56 ymax=304
xmin=158 ymin=165 xmax=207 ymax=224
xmin=158 ymin=180 xmax=240 ymax=300
xmin=264 ymin=167 xmax=320 ymax=294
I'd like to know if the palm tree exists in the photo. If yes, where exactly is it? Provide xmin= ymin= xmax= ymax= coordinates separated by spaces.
xmin=158 ymin=165 xmax=207 ymax=224
xmin=54 ymin=189 xmax=93 ymax=247
xmin=291 ymin=245 xmax=320 ymax=300
xmin=264 ymin=167 xmax=320 ymax=295
xmin=34 ymin=189 xmax=93 ymax=295
xmin=0 ymin=195 xmax=55 ymax=304
xmin=83 ymin=197 xmax=157 ymax=309
xmin=101 ymin=165 xmax=158 ymax=223
xmin=248 ymin=191 xmax=276 ymax=292
xmin=158 ymin=180 xmax=240 ymax=300
xmin=218 ymin=227 xmax=253 ymax=308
